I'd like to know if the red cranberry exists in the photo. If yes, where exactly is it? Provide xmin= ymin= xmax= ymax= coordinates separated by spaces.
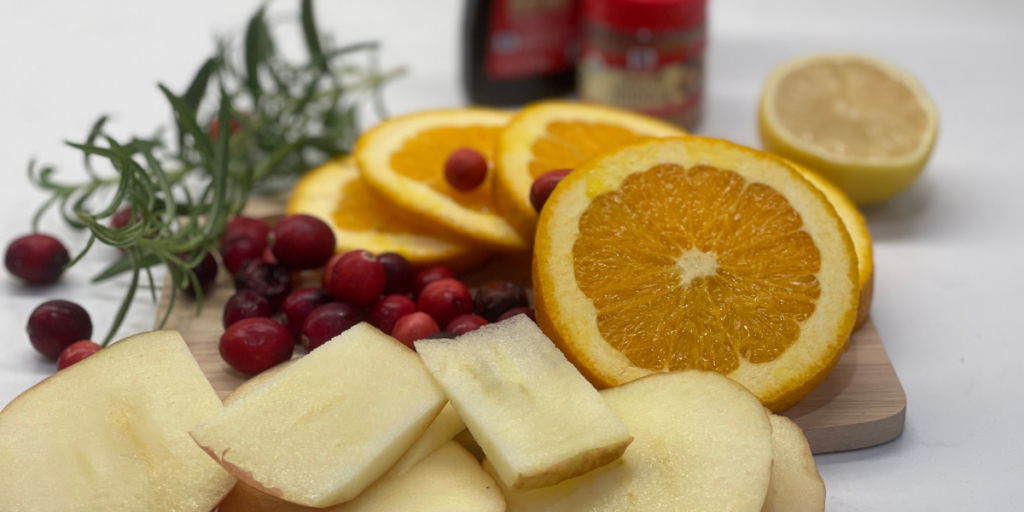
xmin=497 ymin=307 xmax=536 ymax=323
xmin=270 ymin=214 xmax=336 ymax=270
xmin=109 ymin=207 xmax=141 ymax=229
xmin=530 ymin=169 xmax=572 ymax=212
xmin=392 ymin=312 xmax=439 ymax=349
xmin=321 ymin=252 xmax=347 ymax=289
xmin=57 ymin=340 xmax=101 ymax=370
xmin=447 ymin=314 xmax=488 ymax=335
xmin=379 ymin=252 xmax=416 ymax=295
xmin=223 ymin=216 xmax=270 ymax=247
xmin=5 ymin=234 xmax=70 ymax=286
xmin=220 ymin=318 xmax=293 ymax=375
xmin=474 ymin=280 xmax=530 ymax=322
xmin=280 ymin=287 xmax=334 ymax=339
xmin=444 ymin=148 xmax=488 ymax=191
xmin=183 ymin=251 xmax=218 ymax=298
xmin=368 ymin=294 xmax=417 ymax=335
xmin=234 ymin=260 xmax=291 ymax=308
xmin=329 ymin=250 xmax=385 ymax=307
xmin=301 ymin=302 xmax=364 ymax=351
xmin=414 ymin=266 xmax=455 ymax=296
xmin=223 ymin=290 xmax=272 ymax=328
xmin=418 ymin=278 xmax=474 ymax=328
xmin=221 ymin=236 xmax=263 ymax=275
xmin=26 ymin=300 xmax=92 ymax=358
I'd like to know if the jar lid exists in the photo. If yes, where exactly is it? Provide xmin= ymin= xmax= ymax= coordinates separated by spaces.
xmin=583 ymin=0 xmax=706 ymax=31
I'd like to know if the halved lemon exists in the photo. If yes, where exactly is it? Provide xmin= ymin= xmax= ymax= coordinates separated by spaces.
xmin=286 ymin=157 xmax=489 ymax=271
xmin=759 ymin=53 xmax=939 ymax=205
xmin=494 ymin=101 xmax=685 ymax=241
xmin=356 ymin=109 xmax=526 ymax=251
xmin=533 ymin=137 xmax=859 ymax=411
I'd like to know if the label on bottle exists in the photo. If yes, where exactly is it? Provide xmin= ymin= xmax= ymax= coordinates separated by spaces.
xmin=485 ymin=0 xmax=578 ymax=80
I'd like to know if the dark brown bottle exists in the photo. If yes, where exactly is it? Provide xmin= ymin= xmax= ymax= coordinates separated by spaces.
xmin=462 ymin=0 xmax=579 ymax=106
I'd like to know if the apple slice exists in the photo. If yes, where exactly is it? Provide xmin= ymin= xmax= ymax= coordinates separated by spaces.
xmin=0 ymin=330 xmax=236 ymax=512
xmin=761 ymin=415 xmax=826 ymax=512
xmin=489 ymin=370 xmax=774 ymax=511
xmin=416 ymin=315 xmax=633 ymax=490
xmin=191 ymin=322 xmax=447 ymax=508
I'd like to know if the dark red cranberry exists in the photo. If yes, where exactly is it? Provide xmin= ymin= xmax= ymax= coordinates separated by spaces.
xmin=447 ymin=314 xmax=488 ymax=335
xmin=368 ymin=294 xmax=417 ymax=335
xmin=26 ymin=300 xmax=93 ymax=358
xmin=219 ymin=318 xmax=293 ymax=375
xmin=223 ymin=290 xmax=272 ymax=328
xmin=5 ymin=234 xmax=70 ymax=286
xmin=222 ymin=216 xmax=270 ymax=247
xmin=183 ymin=251 xmax=218 ymax=298
xmin=329 ymin=250 xmax=385 ymax=307
xmin=424 ymin=331 xmax=457 ymax=340
xmin=57 ymin=340 xmax=101 ymax=370
xmin=379 ymin=252 xmax=416 ymax=295
xmin=109 ymin=207 xmax=141 ymax=229
xmin=418 ymin=278 xmax=474 ymax=328
xmin=270 ymin=214 xmax=336 ymax=270
xmin=321 ymin=252 xmax=347 ymax=289
xmin=234 ymin=260 xmax=291 ymax=308
xmin=444 ymin=148 xmax=488 ymax=191
xmin=221 ymin=236 xmax=263 ymax=275
xmin=301 ymin=302 xmax=364 ymax=351
xmin=392 ymin=312 xmax=439 ymax=349
xmin=497 ymin=307 xmax=536 ymax=323
xmin=530 ymin=169 xmax=572 ymax=212
xmin=474 ymin=280 xmax=530 ymax=322
xmin=280 ymin=287 xmax=334 ymax=339
xmin=414 ymin=266 xmax=455 ymax=296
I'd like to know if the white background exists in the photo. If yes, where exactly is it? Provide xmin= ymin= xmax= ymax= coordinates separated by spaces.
xmin=1 ymin=1 xmax=1022 ymax=509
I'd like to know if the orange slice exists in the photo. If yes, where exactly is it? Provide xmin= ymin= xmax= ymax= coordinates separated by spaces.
xmin=286 ymin=157 xmax=489 ymax=271
xmin=356 ymin=109 xmax=526 ymax=251
xmin=495 ymin=101 xmax=685 ymax=241
xmin=533 ymin=137 xmax=859 ymax=411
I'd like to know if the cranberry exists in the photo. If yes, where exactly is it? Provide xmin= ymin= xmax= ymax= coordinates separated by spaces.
xmin=329 ymin=250 xmax=385 ymax=307
xmin=220 ymin=318 xmax=293 ymax=375
xmin=530 ymin=169 xmax=572 ymax=212
xmin=368 ymin=294 xmax=417 ymax=335
xmin=270 ymin=214 xmax=336 ymax=270
xmin=223 ymin=290 xmax=272 ymax=328
xmin=223 ymin=216 xmax=270 ymax=247
xmin=392 ymin=312 xmax=440 ymax=349
xmin=414 ymin=266 xmax=455 ymax=296
xmin=447 ymin=314 xmax=488 ymax=335
xmin=183 ymin=251 xmax=218 ymax=298
xmin=321 ymin=252 xmax=346 ymax=289
xmin=418 ymin=278 xmax=474 ymax=328
xmin=302 ymin=302 xmax=364 ymax=351
xmin=424 ymin=331 xmax=457 ymax=340
xmin=26 ymin=300 xmax=92 ymax=358
xmin=57 ymin=340 xmax=101 ymax=370
xmin=281 ymin=287 xmax=334 ymax=338
xmin=444 ymin=148 xmax=488 ymax=191
xmin=474 ymin=280 xmax=530 ymax=322
xmin=498 ymin=307 xmax=536 ymax=323
xmin=379 ymin=252 xmax=416 ymax=295
xmin=221 ymin=236 xmax=263 ymax=275
xmin=109 ymin=207 xmax=141 ymax=229
xmin=234 ymin=260 xmax=291 ymax=308
xmin=5 ymin=234 xmax=70 ymax=286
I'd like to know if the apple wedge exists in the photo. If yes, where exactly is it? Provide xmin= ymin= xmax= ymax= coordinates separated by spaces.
xmin=761 ymin=415 xmax=826 ymax=512
xmin=489 ymin=370 xmax=774 ymax=511
xmin=191 ymin=322 xmax=447 ymax=508
xmin=0 ymin=330 xmax=236 ymax=512
xmin=416 ymin=315 xmax=633 ymax=490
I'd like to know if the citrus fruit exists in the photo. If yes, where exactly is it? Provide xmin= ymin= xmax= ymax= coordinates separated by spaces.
xmin=355 ymin=109 xmax=526 ymax=250
xmin=759 ymin=53 xmax=939 ymax=205
xmin=793 ymin=163 xmax=873 ymax=331
xmin=286 ymin=157 xmax=489 ymax=271
xmin=532 ymin=137 xmax=859 ymax=411
xmin=494 ymin=101 xmax=685 ymax=241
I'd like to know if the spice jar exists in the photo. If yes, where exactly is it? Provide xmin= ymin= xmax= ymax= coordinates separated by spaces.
xmin=578 ymin=0 xmax=706 ymax=129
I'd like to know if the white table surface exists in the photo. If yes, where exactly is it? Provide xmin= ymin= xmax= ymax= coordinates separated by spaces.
xmin=1 ymin=1 xmax=1022 ymax=509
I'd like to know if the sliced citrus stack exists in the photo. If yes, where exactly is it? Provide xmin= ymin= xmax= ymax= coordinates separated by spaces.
xmin=759 ymin=53 xmax=939 ymax=205
xmin=356 ymin=109 xmax=526 ymax=251
xmin=286 ymin=157 xmax=489 ymax=271
xmin=533 ymin=137 xmax=859 ymax=411
xmin=495 ymin=101 xmax=685 ymax=240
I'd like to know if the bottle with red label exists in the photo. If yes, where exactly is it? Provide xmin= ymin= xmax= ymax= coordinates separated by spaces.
xmin=463 ymin=0 xmax=580 ymax=106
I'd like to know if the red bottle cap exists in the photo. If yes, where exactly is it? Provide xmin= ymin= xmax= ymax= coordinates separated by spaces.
xmin=583 ymin=0 xmax=706 ymax=31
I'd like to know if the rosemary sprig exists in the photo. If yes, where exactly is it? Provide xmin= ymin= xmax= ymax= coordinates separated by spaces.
xmin=28 ymin=0 xmax=400 ymax=345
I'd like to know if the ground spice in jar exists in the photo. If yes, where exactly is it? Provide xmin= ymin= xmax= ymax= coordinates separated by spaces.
xmin=579 ymin=0 xmax=706 ymax=129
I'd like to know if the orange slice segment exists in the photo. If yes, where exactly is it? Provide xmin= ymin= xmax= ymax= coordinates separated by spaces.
xmin=495 ymin=101 xmax=685 ymax=241
xmin=533 ymin=137 xmax=859 ymax=411
xmin=356 ymin=109 xmax=526 ymax=251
